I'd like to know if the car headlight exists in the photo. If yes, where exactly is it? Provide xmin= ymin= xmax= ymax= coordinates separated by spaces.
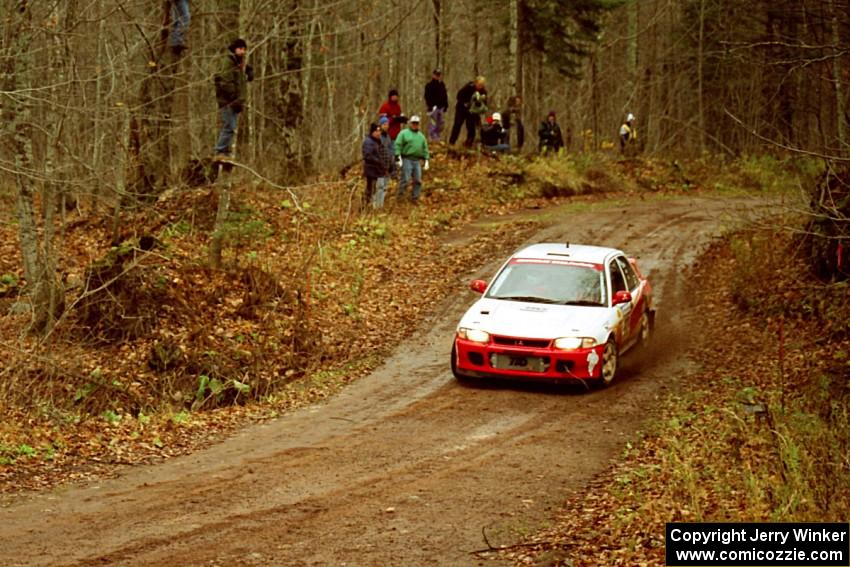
xmin=554 ymin=337 xmax=597 ymax=350
xmin=457 ymin=328 xmax=491 ymax=344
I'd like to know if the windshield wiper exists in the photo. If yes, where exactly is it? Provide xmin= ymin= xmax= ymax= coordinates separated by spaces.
xmin=559 ymin=300 xmax=603 ymax=307
xmin=493 ymin=295 xmax=560 ymax=304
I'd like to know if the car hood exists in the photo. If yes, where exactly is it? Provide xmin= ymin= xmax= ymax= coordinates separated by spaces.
xmin=458 ymin=297 xmax=613 ymax=340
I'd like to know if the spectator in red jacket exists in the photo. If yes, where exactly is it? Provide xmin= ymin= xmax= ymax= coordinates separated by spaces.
xmin=378 ymin=89 xmax=404 ymax=140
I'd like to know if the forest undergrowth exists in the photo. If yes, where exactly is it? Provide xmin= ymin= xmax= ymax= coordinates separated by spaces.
xmin=0 ymin=150 xmax=810 ymax=493
xmin=502 ymin=205 xmax=850 ymax=566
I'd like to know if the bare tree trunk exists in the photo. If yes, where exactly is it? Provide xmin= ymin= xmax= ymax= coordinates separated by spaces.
xmin=829 ymin=0 xmax=846 ymax=152
xmin=591 ymin=53 xmax=599 ymax=152
xmin=432 ymin=0 xmax=443 ymax=71
xmin=3 ymin=2 xmax=64 ymax=333
xmin=302 ymin=2 xmax=319 ymax=172
xmin=209 ymin=167 xmax=232 ymax=269
xmin=279 ymin=1 xmax=307 ymax=179
xmin=508 ymin=0 xmax=519 ymax=97
xmin=626 ymin=0 xmax=638 ymax=97
xmin=128 ymin=1 xmax=178 ymax=197
xmin=171 ymin=47 xmax=192 ymax=175
xmin=697 ymin=0 xmax=706 ymax=154
xmin=473 ymin=27 xmax=479 ymax=77
xmin=92 ymin=0 xmax=107 ymax=209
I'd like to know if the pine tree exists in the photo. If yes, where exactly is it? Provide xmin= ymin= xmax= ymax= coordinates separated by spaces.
xmin=521 ymin=0 xmax=624 ymax=78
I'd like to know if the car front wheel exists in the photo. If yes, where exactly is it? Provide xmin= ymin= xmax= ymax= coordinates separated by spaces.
xmin=451 ymin=343 xmax=466 ymax=381
xmin=598 ymin=338 xmax=619 ymax=388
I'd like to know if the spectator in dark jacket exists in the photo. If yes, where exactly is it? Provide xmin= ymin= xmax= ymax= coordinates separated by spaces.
xmin=362 ymin=122 xmax=389 ymax=208
xmin=213 ymin=38 xmax=249 ymax=158
xmin=424 ymin=69 xmax=449 ymax=142
xmin=481 ymin=113 xmax=510 ymax=153
xmin=449 ymin=76 xmax=487 ymax=147
xmin=538 ymin=111 xmax=565 ymax=154
xmin=379 ymin=116 xmax=396 ymax=173
xmin=377 ymin=116 xmax=395 ymax=208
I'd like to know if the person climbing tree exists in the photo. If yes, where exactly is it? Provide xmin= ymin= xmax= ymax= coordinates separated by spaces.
xmin=168 ymin=0 xmax=191 ymax=55
xmin=213 ymin=38 xmax=250 ymax=159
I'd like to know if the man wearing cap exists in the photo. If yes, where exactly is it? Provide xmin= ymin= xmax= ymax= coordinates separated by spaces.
xmin=379 ymin=89 xmax=404 ymax=140
xmin=394 ymin=116 xmax=430 ymax=204
xmin=213 ymin=38 xmax=250 ymax=158
xmin=379 ymin=115 xmax=396 ymax=175
xmin=376 ymin=116 xmax=396 ymax=208
xmin=424 ymin=69 xmax=448 ymax=142
xmin=481 ymin=112 xmax=510 ymax=153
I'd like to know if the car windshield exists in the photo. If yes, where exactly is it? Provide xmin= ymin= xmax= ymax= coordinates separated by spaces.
xmin=486 ymin=261 xmax=606 ymax=306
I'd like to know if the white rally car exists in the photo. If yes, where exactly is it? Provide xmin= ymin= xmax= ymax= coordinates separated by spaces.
xmin=451 ymin=243 xmax=654 ymax=387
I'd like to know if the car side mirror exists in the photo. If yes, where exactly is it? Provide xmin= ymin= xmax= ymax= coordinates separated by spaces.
xmin=470 ymin=279 xmax=488 ymax=294
xmin=612 ymin=290 xmax=632 ymax=306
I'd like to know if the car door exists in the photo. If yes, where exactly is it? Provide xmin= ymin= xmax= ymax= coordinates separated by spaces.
xmin=608 ymin=259 xmax=632 ymax=344
xmin=615 ymin=255 xmax=644 ymax=342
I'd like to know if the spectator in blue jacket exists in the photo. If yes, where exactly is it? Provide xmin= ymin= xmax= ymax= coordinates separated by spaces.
xmin=362 ymin=122 xmax=389 ymax=208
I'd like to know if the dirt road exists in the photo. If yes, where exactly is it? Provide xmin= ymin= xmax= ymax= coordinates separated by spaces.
xmin=0 ymin=196 xmax=770 ymax=566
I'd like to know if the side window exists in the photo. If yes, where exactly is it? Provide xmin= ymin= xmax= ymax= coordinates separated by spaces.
xmin=609 ymin=261 xmax=627 ymax=294
xmin=616 ymin=256 xmax=640 ymax=291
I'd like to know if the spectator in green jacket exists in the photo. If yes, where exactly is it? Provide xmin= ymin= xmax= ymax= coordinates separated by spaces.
xmin=213 ymin=38 xmax=250 ymax=159
xmin=394 ymin=115 xmax=430 ymax=204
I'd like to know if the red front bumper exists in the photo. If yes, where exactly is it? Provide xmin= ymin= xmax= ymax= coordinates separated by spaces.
xmin=454 ymin=337 xmax=604 ymax=381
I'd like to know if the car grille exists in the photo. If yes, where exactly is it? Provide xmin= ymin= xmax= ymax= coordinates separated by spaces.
xmin=492 ymin=336 xmax=551 ymax=348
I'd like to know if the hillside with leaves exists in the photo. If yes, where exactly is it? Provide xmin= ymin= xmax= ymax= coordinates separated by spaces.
xmin=0 ymin=151 xmax=800 ymax=493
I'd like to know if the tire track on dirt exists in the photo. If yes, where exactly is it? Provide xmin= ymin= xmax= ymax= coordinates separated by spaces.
xmin=0 ymin=196 xmax=771 ymax=567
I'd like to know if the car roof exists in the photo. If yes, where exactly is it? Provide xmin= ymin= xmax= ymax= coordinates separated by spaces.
xmin=511 ymin=243 xmax=623 ymax=264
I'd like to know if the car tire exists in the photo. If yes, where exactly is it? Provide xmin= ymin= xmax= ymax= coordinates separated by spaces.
xmin=637 ymin=309 xmax=652 ymax=350
xmin=450 ymin=343 xmax=467 ymax=382
xmin=597 ymin=338 xmax=619 ymax=388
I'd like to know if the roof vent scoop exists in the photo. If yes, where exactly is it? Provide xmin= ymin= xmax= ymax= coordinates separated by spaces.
xmin=565 ymin=242 xmax=570 ymax=248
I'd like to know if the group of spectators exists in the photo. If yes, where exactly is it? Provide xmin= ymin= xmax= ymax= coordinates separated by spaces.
xmin=362 ymin=71 xmax=634 ymax=209
xmin=168 ymin=0 xmax=640 ymax=196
